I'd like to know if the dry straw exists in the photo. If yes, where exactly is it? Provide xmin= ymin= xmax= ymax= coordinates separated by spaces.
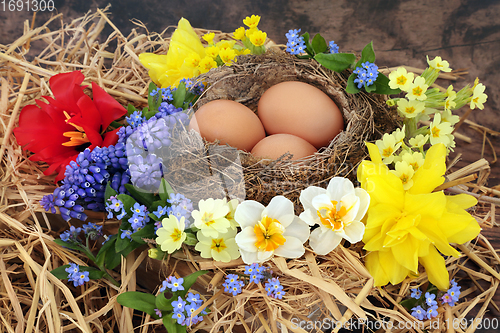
xmin=0 ymin=7 xmax=499 ymax=333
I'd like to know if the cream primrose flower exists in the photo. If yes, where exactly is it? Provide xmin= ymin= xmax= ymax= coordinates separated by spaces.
xmin=401 ymin=150 xmax=425 ymax=171
xmin=470 ymin=83 xmax=488 ymax=110
xmin=409 ymin=134 xmax=429 ymax=149
xmin=195 ymin=228 xmax=240 ymax=262
xmin=375 ymin=133 xmax=402 ymax=164
xmin=192 ymin=198 xmax=231 ymax=238
xmin=444 ymin=85 xmax=457 ymax=111
xmin=406 ymin=76 xmax=429 ymax=101
xmin=234 ymin=196 xmax=310 ymax=264
xmin=299 ymin=177 xmax=369 ymax=255
xmin=441 ymin=108 xmax=459 ymax=125
xmin=397 ymin=99 xmax=425 ymax=118
xmin=224 ymin=198 xmax=240 ymax=229
xmin=393 ymin=125 xmax=406 ymax=145
xmin=427 ymin=55 xmax=452 ymax=72
xmin=391 ymin=160 xmax=415 ymax=190
xmin=155 ymin=215 xmax=187 ymax=254
xmin=429 ymin=113 xmax=453 ymax=146
xmin=388 ymin=67 xmax=414 ymax=91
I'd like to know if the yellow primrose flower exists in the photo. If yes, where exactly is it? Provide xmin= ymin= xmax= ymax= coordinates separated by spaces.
xmin=388 ymin=67 xmax=414 ymax=92
xmin=470 ymin=83 xmax=487 ymax=110
xmin=233 ymin=26 xmax=246 ymax=40
xmin=198 ymin=56 xmax=217 ymax=74
xmin=192 ymin=198 xmax=231 ymax=238
xmin=357 ymin=143 xmax=481 ymax=290
xmin=234 ymin=196 xmax=310 ymax=264
xmin=216 ymin=40 xmax=236 ymax=51
xmin=391 ymin=160 xmax=414 ymax=190
xmin=429 ymin=113 xmax=453 ymax=146
xmin=219 ymin=48 xmax=237 ymax=65
xmin=204 ymin=46 xmax=219 ymax=59
xmin=155 ymin=215 xmax=187 ymax=254
xmin=184 ymin=52 xmax=202 ymax=68
xmin=249 ymin=30 xmax=267 ymax=46
xmin=299 ymin=177 xmax=369 ymax=255
xmin=245 ymin=27 xmax=258 ymax=39
xmin=139 ymin=18 xmax=205 ymax=88
xmin=236 ymin=48 xmax=252 ymax=56
xmin=409 ymin=134 xmax=429 ymax=149
xmin=202 ymin=32 xmax=215 ymax=44
xmin=397 ymin=99 xmax=425 ymax=118
xmin=427 ymin=55 xmax=452 ymax=72
xmin=406 ymin=76 xmax=429 ymax=101
xmin=375 ymin=133 xmax=402 ymax=164
xmin=243 ymin=14 xmax=261 ymax=29
xmin=195 ymin=228 xmax=240 ymax=262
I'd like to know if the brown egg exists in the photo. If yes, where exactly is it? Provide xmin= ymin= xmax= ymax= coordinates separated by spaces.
xmin=251 ymin=134 xmax=317 ymax=160
xmin=189 ymin=100 xmax=266 ymax=152
xmin=257 ymin=81 xmax=344 ymax=149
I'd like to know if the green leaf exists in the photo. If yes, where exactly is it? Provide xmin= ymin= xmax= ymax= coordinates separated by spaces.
xmin=147 ymin=82 xmax=161 ymax=112
xmin=400 ymin=297 xmax=420 ymax=311
xmin=131 ymin=223 xmax=156 ymax=244
xmin=116 ymin=193 xmax=137 ymax=215
xmin=53 ymin=239 xmax=85 ymax=252
xmin=355 ymin=41 xmax=376 ymax=69
xmin=104 ymin=182 xmax=118 ymax=203
xmin=159 ymin=178 xmax=175 ymax=202
xmin=178 ymin=270 xmax=208 ymax=298
xmin=126 ymin=103 xmax=137 ymax=116
xmin=156 ymin=292 xmax=174 ymax=312
xmin=311 ymin=33 xmax=328 ymax=54
xmin=373 ymin=72 xmax=402 ymax=95
xmin=124 ymin=184 xmax=156 ymax=207
xmin=365 ymin=82 xmax=377 ymax=93
xmin=144 ymin=109 xmax=157 ymax=120
xmin=105 ymin=242 xmax=123 ymax=270
xmin=346 ymin=73 xmax=361 ymax=94
xmin=51 ymin=265 xmax=71 ymax=279
xmin=148 ymin=200 xmax=169 ymax=221
xmin=163 ymin=317 xmax=185 ymax=333
xmin=314 ymin=53 xmax=356 ymax=73
xmin=117 ymin=292 xmax=157 ymax=317
xmin=172 ymin=82 xmax=186 ymax=108
xmin=95 ymin=235 xmax=117 ymax=267
xmin=301 ymin=32 xmax=314 ymax=57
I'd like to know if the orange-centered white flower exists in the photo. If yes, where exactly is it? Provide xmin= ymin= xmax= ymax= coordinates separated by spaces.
xmin=234 ymin=196 xmax=310 ymax=264
xmin=299 ymin=177 xmax=369 ymax=255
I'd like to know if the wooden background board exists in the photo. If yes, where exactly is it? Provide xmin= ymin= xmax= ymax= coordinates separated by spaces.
xmin=1 ymin=0 xmax=499 ymax=331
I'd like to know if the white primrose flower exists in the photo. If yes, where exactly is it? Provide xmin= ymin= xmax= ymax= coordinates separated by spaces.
xmin=192 ymin=198 xmax=231 ymax=238
xmin=156 ymin=215 xmax=187 ymax=254
xmin=234 ymin=196 xmax=310 ymax=264
xmin=299 ymin=177 xmax=369 ymax=255
xmin=195 ymin=228 xmax=240 ymax=262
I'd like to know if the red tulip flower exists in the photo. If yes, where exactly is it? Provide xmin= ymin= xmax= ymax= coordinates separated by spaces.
xmin=14 ymin=71 xmax=127 ymax=181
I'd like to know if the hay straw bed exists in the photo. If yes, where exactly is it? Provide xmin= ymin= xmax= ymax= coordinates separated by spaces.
xmin=0 ymin=8 xmax=499 ymax=333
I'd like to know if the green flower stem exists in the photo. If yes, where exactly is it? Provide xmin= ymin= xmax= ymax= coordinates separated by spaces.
xmin=99 ymin=265 xmax=121 ymax=287
xmin=81 ymin=238 xmax=120 ymax=287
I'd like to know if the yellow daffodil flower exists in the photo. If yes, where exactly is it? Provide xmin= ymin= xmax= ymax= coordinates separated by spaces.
xmin=389 ymin=67 xmax=414 ymax=92
xmin=397 ymin=99 xmax=425 ymax=118
xmin=234 ymin=196 xmax=310 ymax=264
xmin=299 ymin=177 xmax=369 ymax=255
xmin=375 ymin=133 xmax=402 ymax=164
xmin=195 ymin=228 xmax=241 ymax=262
xmin=357 ymin=143 xmax=480 ymax=290
xmin=470 ymin=83 xmax=488 ymax=110
xmin=139 ymin=18 xmax=206 ymax=88
xmin=156 ymin=215 xmax=187 ymax=253
xmin=427 ymin=55 xmax=452 ymax=72
xmin=243 ymin=14 xmax=260 ymax=29
xmin=406 ymin=76 xmax=429 ymax=101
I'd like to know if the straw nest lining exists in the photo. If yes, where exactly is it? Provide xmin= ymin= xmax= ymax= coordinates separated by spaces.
xmin=0 ymin=7 xmax=499 ymax=333
xmin=163 ymin=50 xmax=399 ymax=211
